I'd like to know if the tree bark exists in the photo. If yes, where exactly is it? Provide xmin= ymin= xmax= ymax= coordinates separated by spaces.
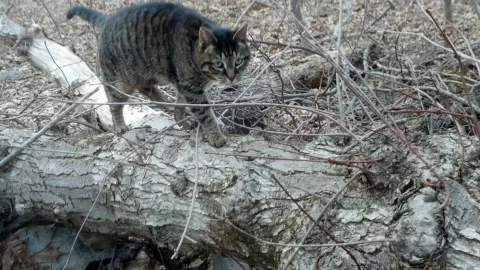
xmin=2 ymin=13 xmax=480 ymax=270
xmin=2 ymin=125 xmax=480 ymax=269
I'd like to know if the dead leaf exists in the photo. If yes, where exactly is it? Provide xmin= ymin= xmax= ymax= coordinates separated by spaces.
xmin=0 ymin=236 xmax=58 ymax=270
xmin=32 ymin=245 xmax=61 ymax=263
xmin=1 ymin=237 xmax=26 ymax=270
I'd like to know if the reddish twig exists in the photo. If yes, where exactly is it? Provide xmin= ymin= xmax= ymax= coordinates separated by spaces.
xmin=425 ymin=9 xmax=480 ymax=139
xmin=423 ymin=253 xmax=434 ymax=270
xmin=209 ymin=235 xmax=248 ymax=270
xmin=269 ymin=174 xmax=361 ymax=270
xmin=205 ymin=151 xmax=377 ymax=174
xmin=388 ymin=109 xmax=471 ymax=119
xmin=211 ymin=213 xmax=396 ymax=248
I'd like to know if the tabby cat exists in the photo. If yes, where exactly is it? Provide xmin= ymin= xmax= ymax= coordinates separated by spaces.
xmin=67 ymin=2 xmax=250 ymax=147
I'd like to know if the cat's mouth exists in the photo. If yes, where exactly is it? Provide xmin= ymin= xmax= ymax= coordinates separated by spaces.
xmin=204 ymin=72 xmax=227 ymax=83
xmin=217 ymin=77 xmax=235 ymax=85
xmin=203 ymin=71 xmax=239 ymax=84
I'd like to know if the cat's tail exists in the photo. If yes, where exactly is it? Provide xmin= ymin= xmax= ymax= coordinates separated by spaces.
xmin=67 ymin=6 xmax=107 ymax=28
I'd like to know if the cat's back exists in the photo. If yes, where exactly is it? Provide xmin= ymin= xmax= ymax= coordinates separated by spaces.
xmin=105 ymin=2 xmax=215 ymax=31
xmin=96 ymin=2 xmax=216 ymax=84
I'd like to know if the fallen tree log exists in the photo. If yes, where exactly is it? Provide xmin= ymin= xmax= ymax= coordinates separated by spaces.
xmin=2 ymin=12 xmax=480 ymax=270
xmin=1 ymin=124 xmax=480 ymax=269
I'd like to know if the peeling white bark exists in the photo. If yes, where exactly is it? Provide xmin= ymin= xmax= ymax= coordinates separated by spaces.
xmin=0 ymin=14 xmax=159 ymax=132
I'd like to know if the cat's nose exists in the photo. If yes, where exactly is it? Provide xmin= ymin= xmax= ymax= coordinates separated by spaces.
xmin=226 ymin=69 xmax=236 ymax=82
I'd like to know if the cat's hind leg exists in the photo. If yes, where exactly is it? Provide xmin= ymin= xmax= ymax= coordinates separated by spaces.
xmin=174 ymin=92 xmax=191 ymax=129
xmin=138 ymin=86 xmax=167 ymax=103
xmin=104 ymin=80 xmax=135 ymax=133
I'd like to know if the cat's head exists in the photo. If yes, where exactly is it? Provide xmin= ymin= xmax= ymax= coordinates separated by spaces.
xmin=196 ymin=25 xmax=250 ymax=83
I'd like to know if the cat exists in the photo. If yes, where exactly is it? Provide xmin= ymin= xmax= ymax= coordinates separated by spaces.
xmin=66 ymin=2 xmax=250 ymax=147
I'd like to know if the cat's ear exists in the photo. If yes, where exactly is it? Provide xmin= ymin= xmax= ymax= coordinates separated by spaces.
xmin=233 ymin=24 xmax=248 ymax=42
xmin=199 ymin=26 xmax=217 ymax=45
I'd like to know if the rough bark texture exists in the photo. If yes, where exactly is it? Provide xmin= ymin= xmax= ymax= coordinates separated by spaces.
xmin=0 ymin=125 xmax=352 ymax=269
xmin=2 ymin=13 xmax=480 ymax=270
xmin=2 ymin=124 xmax=480 ymax=269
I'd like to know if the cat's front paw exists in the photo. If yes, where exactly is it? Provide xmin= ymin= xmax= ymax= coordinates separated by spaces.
xmin=207 ymin=133 xmax=226 ymax=148
xmin=115 ymin=124 xmax=129 ymax=134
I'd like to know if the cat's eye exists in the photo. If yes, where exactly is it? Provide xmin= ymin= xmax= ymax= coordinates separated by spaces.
xmin=213 ymin=60 xmax=223 ymax=69
xmin=235 ymin=57 xmax=244 ymax=66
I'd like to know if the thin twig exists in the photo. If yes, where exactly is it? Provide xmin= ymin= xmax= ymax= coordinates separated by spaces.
xmin=211 ymin=214 xmax=395 ymax=248
xmin=369 ymin=1 xmax=395 ymax=27
xmin=218 ymin=44 xmax=292 ymax=121
xmin=5 ymin=4 xmax=15 ymax=15
xmin=234 ymin=0 xmax=255 ymax=28
xmin=418 ymin=6 xmax=480 ymax=209
xmin=249 ymin=37 xmax=297 ymax=127
xmin=283 ymin=172 xmax=363 ymax=269
xmin=0 ymin=88 xmax=99 ymax=168
xmin=38 ymin=0 xmax=65 ymax=43
xmin=205 ymin=151 xmax=377 ymax=174
xmin=380 ymin=29 xmax=480 ymax=65
xmin=472 ymin=0 xmax=480 ymax=19
xmin=40 ymin=98 xmax=361 ymax=142
xmin=388 ymin=109 xmax=471 ymax=119
xmin=424 ymin=8 xmax=480 ymax=139
xmin=57 ymin=119 xmax=105 ymax=133
xmin=335 ymin=0 xmax=345 ymax=125
xmin=44 ymin=41 xmax=71 ymax=90
xmin=252 ymin=39 xmax=321 ymax=55
xmin=270 ymin=174 xmax=361 ymax=270
xmin=171 ymin=124 xmax=201 ymax=259
xmin=209 ymin=235 xmax=248 ymax=270
xmin=62 ymin=162 xmax=111 ymax=269
xmin=221 ymin=115 xmax=348 ymax=137
xmin=17 ymin=94 xmax=39 ymax=116
xmin=0 ymin=100 xmax=51 ymax=121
